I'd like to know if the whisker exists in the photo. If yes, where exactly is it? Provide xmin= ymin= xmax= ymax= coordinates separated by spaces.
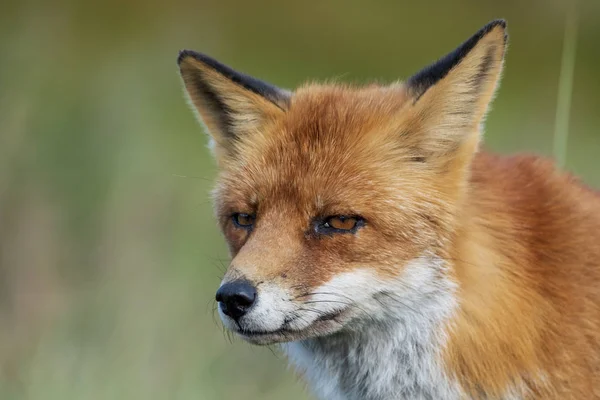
xmin=376 ymin=291 xmax=420 ymax=314
xmin=301 ymin=300 xmax=378 ymax=324
xmin=284 ymin=310 xmax=315 ymax=327
xmin=303 ymin=300 xmax=353 ymax=306
xmin=266 ymin=345 xmax=281 ymax=359
xmin=295 ymin=307 xmax=324 ymax=315
xmin=294 ymin=291 xmax=357 ymax=302
xmin=212 ymin=305 xmax=221 ymax=328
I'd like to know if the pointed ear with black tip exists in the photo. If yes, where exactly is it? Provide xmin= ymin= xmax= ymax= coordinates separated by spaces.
xmin=402 ymin=20 xmax=507 ymax=163
xmin=177 ymin=50 xmax=290 ymax=160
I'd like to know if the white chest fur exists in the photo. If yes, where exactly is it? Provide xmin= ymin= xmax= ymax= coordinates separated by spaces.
xmin=282 ymin=257 xmax=464 ymax=400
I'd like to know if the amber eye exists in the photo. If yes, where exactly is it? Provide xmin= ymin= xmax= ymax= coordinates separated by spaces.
xmin=232 ymin=213 xmax=255 ymax=228
xmin=317 ymin=215 xmax=363 ymax=234
xmin=326 ymin=216 xmax=358 ymax=230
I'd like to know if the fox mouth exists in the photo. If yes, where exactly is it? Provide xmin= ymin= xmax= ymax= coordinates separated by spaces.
xmin=234 ymin=309 xmax=348 ymax=344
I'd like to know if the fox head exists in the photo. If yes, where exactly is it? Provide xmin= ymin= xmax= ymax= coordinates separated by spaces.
xmin=178 ymin=20 xmax=507 ymax=345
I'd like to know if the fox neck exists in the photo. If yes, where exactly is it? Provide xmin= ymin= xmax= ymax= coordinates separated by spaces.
xmin=444 ymin=182 xmax=549 ymax=397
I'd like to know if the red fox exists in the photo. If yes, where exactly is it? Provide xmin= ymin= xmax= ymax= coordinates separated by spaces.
xmin=177 ymin=20 xmax=600 ymax=399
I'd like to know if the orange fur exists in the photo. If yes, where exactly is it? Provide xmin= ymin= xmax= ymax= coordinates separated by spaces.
xmin=178 ymin=20 xmax=600 ymax=398
xmin=447 ymin=153 xmax=600 ymax=398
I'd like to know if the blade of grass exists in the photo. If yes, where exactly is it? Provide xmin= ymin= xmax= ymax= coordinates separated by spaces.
xmin=553 ymin=4 xmax=579 ymax=169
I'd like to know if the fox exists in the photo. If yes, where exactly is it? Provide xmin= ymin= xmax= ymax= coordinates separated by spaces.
xmin=177 ymin=20 xmax=600 ymax=399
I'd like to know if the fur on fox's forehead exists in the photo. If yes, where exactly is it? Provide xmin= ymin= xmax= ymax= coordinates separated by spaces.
xmin=221 ymin=83 xmax=418 ymax=193
xmin=276 ymin=82 xmax=410 ymax=147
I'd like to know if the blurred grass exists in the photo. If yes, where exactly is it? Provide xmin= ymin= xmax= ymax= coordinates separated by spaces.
xmin=553 ymin=4 xmax=578 ymax=168
xmin=0 ymin=0 xmax=599 ymax=399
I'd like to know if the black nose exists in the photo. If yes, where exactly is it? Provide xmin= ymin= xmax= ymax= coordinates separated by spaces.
xmin=216 ymin=280 xmax=257 ymax=321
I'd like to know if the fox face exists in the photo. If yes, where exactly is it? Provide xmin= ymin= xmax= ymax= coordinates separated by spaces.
xmin=178 ymin=21 xmax=507 ymax=345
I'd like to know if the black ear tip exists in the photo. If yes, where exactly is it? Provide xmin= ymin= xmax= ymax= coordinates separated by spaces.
xmin=177 ymin=49 xmax=192 ymax=66
xmin=176 ymin=50 xmax=235 ymax=77
xmin=177 ymin=49 xmax=198 ymax=66
xmin=485 ymin=19 xmax=508 ymax=41
xmin=406 ymin=19 xmax=509 ymax=100
xmin=177 ymin=49 xmax=216 ymax=67
xmin=488 ymin=19 xmax=507 ymax=30
xmin=480 ymin=19 xmax=507 ymax=34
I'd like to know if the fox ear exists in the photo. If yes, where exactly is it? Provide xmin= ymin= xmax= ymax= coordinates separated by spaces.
xmin=403 ymin=20 xmax=507 ymax=161
xmin=178 ymin=50 xmax=290 ymax=158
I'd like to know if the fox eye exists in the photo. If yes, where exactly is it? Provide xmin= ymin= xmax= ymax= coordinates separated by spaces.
xmin=232 ymin=213 xmax=255 ymax=229
xmin=317 ymin=215 xmax=363 ymax=234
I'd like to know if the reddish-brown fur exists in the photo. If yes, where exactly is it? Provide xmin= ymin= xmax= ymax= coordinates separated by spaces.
xmin=178 ymin=21 xmax=600 ymax=398
xmin=448 ymin=152 xmax=600 ymax=398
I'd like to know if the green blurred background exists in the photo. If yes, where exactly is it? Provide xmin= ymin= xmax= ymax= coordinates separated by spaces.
xmin=0 ymin=0 xmax=599 ymax=399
